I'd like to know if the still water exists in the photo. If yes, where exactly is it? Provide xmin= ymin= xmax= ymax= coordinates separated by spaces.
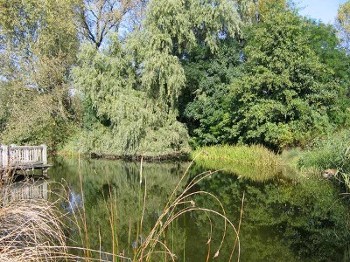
xmin=46 ymin=156 xmax=350 ymax=261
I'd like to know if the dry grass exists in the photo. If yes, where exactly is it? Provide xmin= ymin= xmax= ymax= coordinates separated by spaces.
xmin=0 ymin=196 xmax=68 ymax=262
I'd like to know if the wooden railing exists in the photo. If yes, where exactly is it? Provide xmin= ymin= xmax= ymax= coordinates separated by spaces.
xmin=0 ymin=144 xmax=47 ymax=168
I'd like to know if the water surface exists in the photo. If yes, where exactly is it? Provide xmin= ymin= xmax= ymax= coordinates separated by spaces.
xmin=48 ymin=157 xmax=350 ymax=261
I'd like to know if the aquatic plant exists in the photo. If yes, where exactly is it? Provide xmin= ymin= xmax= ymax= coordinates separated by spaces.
xmin=192 ymin=145 xmax=293 ymax=181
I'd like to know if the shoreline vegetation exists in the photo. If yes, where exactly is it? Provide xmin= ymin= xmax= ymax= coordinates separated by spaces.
xmin=58 ymin=129 xmax=350 ymax=186
xmin=191 ymin=145 xmax=293 ymax=182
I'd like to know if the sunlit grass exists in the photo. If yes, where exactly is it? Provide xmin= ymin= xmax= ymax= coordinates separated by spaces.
xmin=192 ymin=145 xmax=296 ymax=181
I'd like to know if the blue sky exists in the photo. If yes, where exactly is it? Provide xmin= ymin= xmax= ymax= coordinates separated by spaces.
xmin=297 ymin=0 xmax=348 ymax=24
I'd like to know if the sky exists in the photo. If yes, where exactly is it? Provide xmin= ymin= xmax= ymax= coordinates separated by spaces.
xmin=297 ymin=0 xmax=348 ymax=24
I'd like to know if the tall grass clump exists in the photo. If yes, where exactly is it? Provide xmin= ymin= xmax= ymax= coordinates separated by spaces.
xmin=298 ymin=130 xmax=350 ymax=187
xmin=192 ymin=145 xmax=291 ymax=181
xmin=299 ymin=130 xmax=350 ymax=171
xmin=0 ymin=195 xmax=68 ymax=261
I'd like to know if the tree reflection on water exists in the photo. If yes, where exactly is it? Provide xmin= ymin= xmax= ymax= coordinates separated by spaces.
xmin=49 ymin=157 xmax=350 ymax=261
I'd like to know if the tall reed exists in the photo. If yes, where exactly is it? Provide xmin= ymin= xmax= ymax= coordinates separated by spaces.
xmin=135 ymin=168 xmax=242 ymax=261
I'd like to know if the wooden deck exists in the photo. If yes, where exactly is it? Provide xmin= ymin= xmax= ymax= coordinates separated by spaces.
xmin=0 ymin=144 xmax=51 ymax=176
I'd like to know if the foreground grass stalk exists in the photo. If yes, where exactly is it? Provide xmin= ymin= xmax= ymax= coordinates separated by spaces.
xmin=136 ymin=168 xmax=240 ymax=261
xmin=0 ymin=194 xmax=68 ymax=262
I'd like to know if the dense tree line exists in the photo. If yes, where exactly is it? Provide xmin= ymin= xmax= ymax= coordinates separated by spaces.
xmin=0 ymin=0 xmax=350 ymax=156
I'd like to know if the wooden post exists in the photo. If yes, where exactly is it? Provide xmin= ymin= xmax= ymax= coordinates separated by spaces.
xmin=1 ymin=145 xmax=8 ymax=168
xmin=41 ymin=144 xmax=47 ymax=165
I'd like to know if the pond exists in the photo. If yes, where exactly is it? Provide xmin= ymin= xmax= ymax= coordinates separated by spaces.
xmin=46 ymin=156 xmax=350 ymax=261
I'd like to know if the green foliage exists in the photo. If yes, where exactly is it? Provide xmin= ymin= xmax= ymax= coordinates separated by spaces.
xmin=129 ymin=0 xmax=242 ymax=109
xmin=305 ymin=20 xmax=350 ymax=126
xmin=0 ymin=0 xmax=78 ymax=83
xmin=71 ymin=0 xmax=245 ymax=156
xmin=2 ymin=0 xmax=350 ymax=157
xmin=191 ymin=145 xmax=293 ymax=181
xmin=0 ymin=84 xmax=76 ymax=148
xmin=180 ymin=6 xmax=350 ymax=151
xmin=0 ymin=0 xmax=79 ymax=149
xmin=71 ymin=42 xmax=190 ymax=156
xmin=181 ymin=40 xmax=241 ymax=147
xmin=226 ymin=10 xmax=342 ymax=150
xmin=299 ymin=130 xmax=350 ymax=173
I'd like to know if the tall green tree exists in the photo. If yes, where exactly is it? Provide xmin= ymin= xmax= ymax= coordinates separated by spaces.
xmin=226 ymin=9 xmax=343 ymax=150
xmin=129 ymin=0 xmax=242 ymax=111
xmin=178 ymin=0 xmax=288 ymax=147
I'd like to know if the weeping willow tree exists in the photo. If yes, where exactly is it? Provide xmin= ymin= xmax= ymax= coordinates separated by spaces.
xmin=70 ymin=0 xmax=243 ymax=157
xmin=72 ymin=40 xmax=190 ymax=156
xmin=133 ymin=0 xmax=242 ymax=109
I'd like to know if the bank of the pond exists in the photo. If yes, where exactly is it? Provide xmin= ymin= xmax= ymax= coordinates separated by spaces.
xmin=88 ymin=151 xmax=190 ymax=161
xmin=60 ymin=131 xmax=350 ymax=184
xmin=57 ymin=149 xmax=191 ymax=162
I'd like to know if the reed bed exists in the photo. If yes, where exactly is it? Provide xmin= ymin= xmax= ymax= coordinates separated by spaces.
xmin=192 ymin=145 xmax=290 ymax=181
xmin=0 ymin=196 xmax=67 ymax=261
